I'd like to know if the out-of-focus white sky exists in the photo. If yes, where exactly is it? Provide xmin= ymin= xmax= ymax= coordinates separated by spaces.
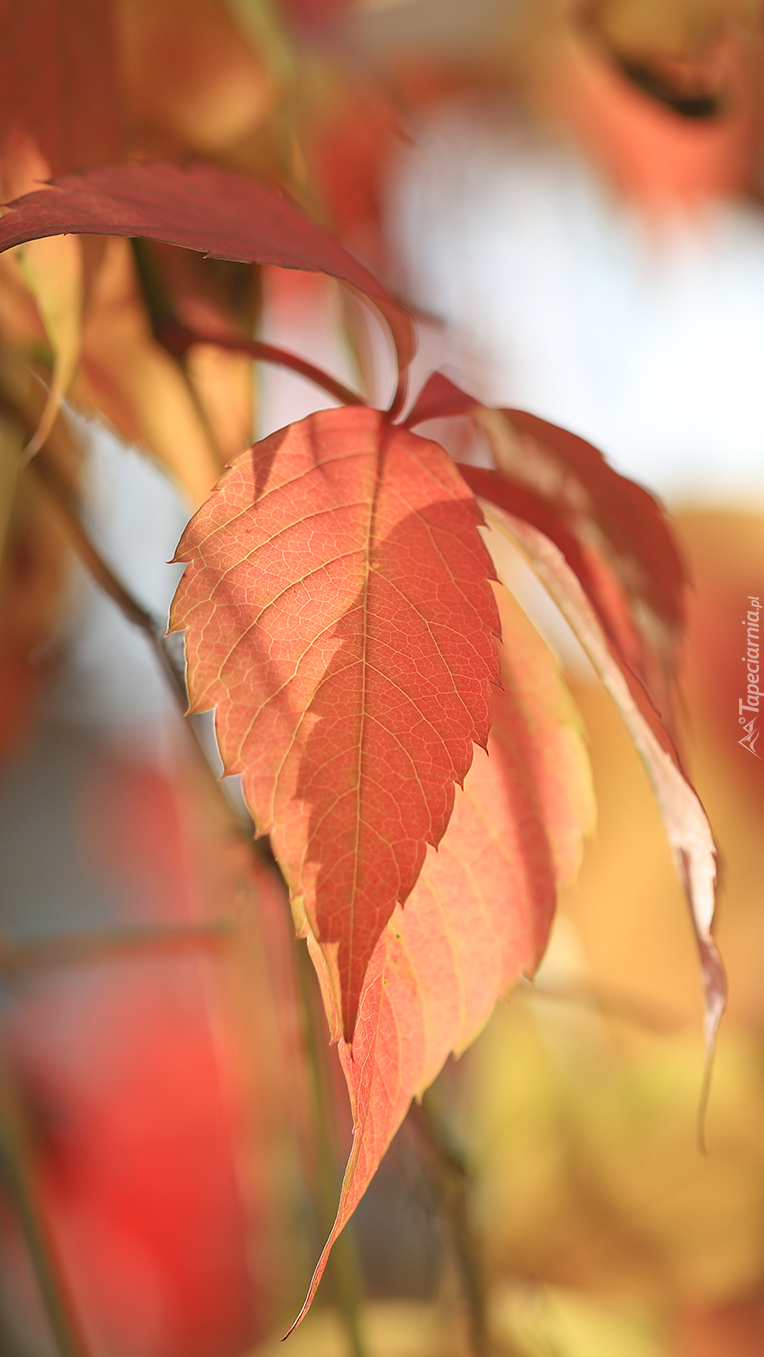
xmin=387 ymin=97 xmax=764 ymax=509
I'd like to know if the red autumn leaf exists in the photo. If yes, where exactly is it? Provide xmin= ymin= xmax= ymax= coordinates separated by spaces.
xmin=460 ymin=464 xmax=665 ymax=716
xmin=0 ymin=0 xmax=122 ymax=178
xmin=476 ymin=408 xmax=685 ymax=670
xmin=408 ymin=373 xmax=686 ymax=721
xmin=291 ymin=584 xmax=595 ymax=1326
xmin=0 ymin=161 xmax=415 ymax=375
xmin=169 ymin=405 xmax=500 ymax=1039
xmin=484 ymin=505 xmax=724 ymax=1085
xmin=405 ymin=371 xmax=477 ymax=427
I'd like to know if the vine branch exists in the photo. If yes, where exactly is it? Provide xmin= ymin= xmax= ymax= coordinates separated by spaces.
xmin=0 ymin=920 xmax=232 ymax=978
xmin=410 ymin=1091 xmax=490 ymax=1357
xmin=30 ymin=448 xmax=189 ymax=710
xmin=0 ymin=1048 xmax=93 ymax=1357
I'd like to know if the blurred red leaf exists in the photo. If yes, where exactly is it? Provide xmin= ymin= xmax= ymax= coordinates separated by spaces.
xmin=1 ymin=755 xmax=265 ymax=1357
xmin=0 ymin=0 xmax=122 ymax=179
xmin=170 ymin=405 xmax=500 ymax=1039
xmin=292 ymin=585 xmax=594 ymax=1323
xmin=0 ymin=161 xmax=415 ymax=374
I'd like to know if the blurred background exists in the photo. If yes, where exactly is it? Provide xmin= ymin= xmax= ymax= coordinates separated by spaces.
xmin=2 ymin=1 xmax=764 ymax=1354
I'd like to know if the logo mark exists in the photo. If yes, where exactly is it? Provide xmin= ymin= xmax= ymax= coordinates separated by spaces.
xmin=739 ymin=595 xmax=761 ymax=759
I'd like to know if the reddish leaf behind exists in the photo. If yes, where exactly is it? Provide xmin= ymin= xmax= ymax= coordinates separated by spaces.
xmin=170 ymin=406 xmax=499 ymax=1038
xmin=0 ymin=161 xmax=415 ymax=374
xmin=408 ymin=373 xmax=687 ymax=720
xmin=405 ymin=371 xmax=476 ymax=427
xmin=478 ymin=404 xmax=685 ymax=638
xmin=291 ymin=584 xmax=595 ymax=1325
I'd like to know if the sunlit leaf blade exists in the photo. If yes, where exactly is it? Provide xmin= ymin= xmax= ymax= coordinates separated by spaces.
xmin=485 ymin=506 xmax=724 ymax=1084
xmin=0 ymin=161 xmax=415 ymax=375
xmin=290 ymin=583 xmax=595 ymax=1327
xmin=170 ymin=406 xmax=500 ymax=1038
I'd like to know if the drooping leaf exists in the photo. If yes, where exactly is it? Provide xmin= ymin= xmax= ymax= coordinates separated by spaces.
xmin=474 ymin=407 xmax=685 ymax=695
xmin=408 ymin=373 xmax=687 ymax=722
xmin=170 ymin=405 xmax=500 ymax=1038
xmin=291 ymin=583 xmax=595 ymax=1325
xmin=182 ymin=342 xmax=255 ymax=468
xmin=72 ymin=238 xmax=223 ymax=505
xmin=17 ymin=233 xmax=83 ymax=457
xmin=483 ymin=505 xmax=724 ymax=1086
xmin=408 ymin=369 xmax=721 ymax=1109
xmin=0 ymin=161 xmax=415 ymax=377
xmin=0 ymin=0 xmax=122 ymax=177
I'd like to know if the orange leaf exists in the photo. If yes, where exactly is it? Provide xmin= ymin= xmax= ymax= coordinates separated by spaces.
xmin=170 ymin=406 xmax=500 ymax=1038
xmin=291 ymin=584 xmax=594 ymax=1325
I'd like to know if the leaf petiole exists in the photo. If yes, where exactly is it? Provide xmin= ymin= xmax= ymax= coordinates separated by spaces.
xmin=155 ymin=318 xmax=367 ymax=411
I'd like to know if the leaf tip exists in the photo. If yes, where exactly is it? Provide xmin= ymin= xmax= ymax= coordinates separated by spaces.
xmin=694 ymin=931 xmax=727 ymax=1155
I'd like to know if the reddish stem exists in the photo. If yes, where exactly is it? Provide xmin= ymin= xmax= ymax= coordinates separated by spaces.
xmin=156 ymin=319 xmax=367 ymax=411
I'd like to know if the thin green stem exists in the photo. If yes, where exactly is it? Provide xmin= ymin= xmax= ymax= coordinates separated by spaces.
xmin=411 ymin=1090 xmax=490 ymax=1357
xmin=0 ymin=1047 xmax=92 ymax=1357
xmin=516 ymin=976 xmax=682 ymax=1033
xmin=0 ymin=920 xmax=232 ymax=978
xmin=30 ymin=447 xmax=198 ymax=711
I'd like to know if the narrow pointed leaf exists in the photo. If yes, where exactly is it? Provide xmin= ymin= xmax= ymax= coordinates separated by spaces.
xmin=170 ymin=406 xmax=500 ymax=1038
xmin=17 ymin=233 xmax=83 ymax=456
xmin=0 ymin=161 xmax=415 ymax=375
xmin=291 ymin=583 xmax=595 ymax=1326
xmin=484 ymin=505 xmax=724 ymax=1077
